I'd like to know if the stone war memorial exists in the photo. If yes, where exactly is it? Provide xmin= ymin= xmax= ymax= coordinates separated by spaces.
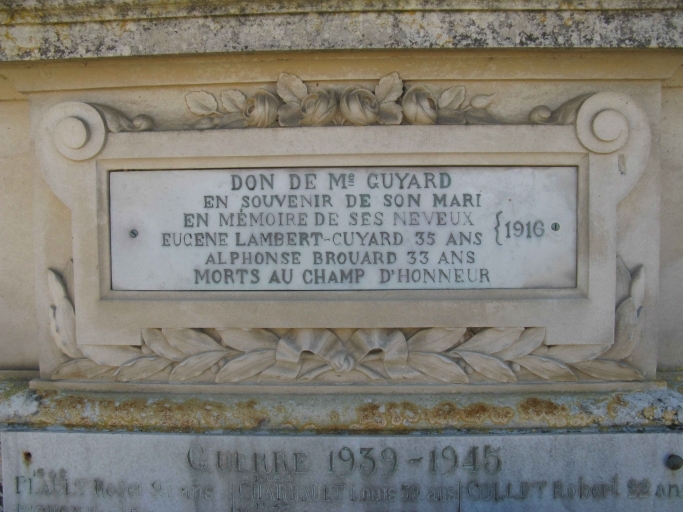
xmin=2 ymin=1 xmax=683 ymax=511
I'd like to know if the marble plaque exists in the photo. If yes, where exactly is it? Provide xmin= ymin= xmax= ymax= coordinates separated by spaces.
xmin=110 ymin=167 xmax=577 ymax=291
xmin=3 ymin=431 xmax=683 ymax=512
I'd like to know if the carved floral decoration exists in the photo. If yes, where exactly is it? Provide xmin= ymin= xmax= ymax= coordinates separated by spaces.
xmin=184 ymin=72 xmax=499 ymax=129
xmin=47 ymin=257 xmax=645 ymax=384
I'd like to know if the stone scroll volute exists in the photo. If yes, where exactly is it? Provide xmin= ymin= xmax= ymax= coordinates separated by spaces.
xmin=531 ymin=91 xmax=651 ymax=202
xmin=37 ymin=102 xmax=154 ymax=209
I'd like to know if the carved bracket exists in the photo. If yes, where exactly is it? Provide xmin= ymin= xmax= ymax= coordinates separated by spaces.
xmin=530 ymin=91 xmax=651 ymax=201
xmin=47 ymin=257 xmax=645 ymax=385
xmin=42 ymin=102 xmax=154 ymax=161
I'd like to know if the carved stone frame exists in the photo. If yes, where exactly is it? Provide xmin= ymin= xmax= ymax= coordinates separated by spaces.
xmin=35 ymin=88 xmax=652 ymax=388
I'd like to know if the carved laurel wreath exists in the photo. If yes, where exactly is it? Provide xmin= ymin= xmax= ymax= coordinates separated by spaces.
xmin=185 ymin=72 xmax=498 ymax=129
xmin=47 ymin=257 xmax=645 ymax=384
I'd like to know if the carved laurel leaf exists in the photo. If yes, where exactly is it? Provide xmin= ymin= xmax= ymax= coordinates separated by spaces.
xmin=277 ymin=73 xmax=308 ymax=103
xmin=571 ymin=360 xmax=644 ymax=381
xmin=215 ymin=328 xmax=279 ymax=352
xmin=257 ymin=361 xmax=301 ymax=382
xmin=455 ymin=351 xmax=517 ymax=383
xmin=385 ymin=362 xmax=425 ymax=380
xmin=62 ymin=259 xmax=75 ymax=302
xmin=601 ymin=297 xmax=640 ymax=360
xmin=407 ymin=328 xmax=466 ymax=353
xmin=216 ymin=349 xmax=277 ymax=383
xmin=142 ymin=328 xmax=186 ymax=361
xmin=80 ymin=345 xmax=143 ymax=367
xmin=438 ymin=86 xmax=465 ymax=110
xmin=84 ymin=366 xmax=117 ymax=379
xmin=513 ymin=355 xmax=578 ymax=382
xmin=161 ymin=328 xmax=225 ymax=355
xmin=114 ymin=356 xmax=173 ymax=382
xmin=221 ymin=90 xmax=247 ymax=113
xmin=170 ymin=351 xmax=227 ymax=382
xmin=455 ymin=327 xmax=524 ymax=354
xmin=630 ymin=265 xmax=645 ymax=311
xmin=47 ymin=269 xmax=83 ymax=359
xmin=48 ymin=303 xmax=77 ymax=359
xmin=493 ymin=327 xmax=546 ymax=361
xmin=616 ymin=255 xmax=632 ymax=308
xmin=52 ymin=359 xmax=107 ymax=380
xmin=407 ymin=352 xmax=468 ymax=383
xmin=378 ymin=103 xmax=403 ymax=125
xmin=543 ymin=344 xmax=610 ymax=364
xmin=374 ymin=72 xmax=403 ymax=104
xmin=186 ymin=91 xmax=219 ymax=116
xmin=531 ymin=345 xmax=548 ymax=356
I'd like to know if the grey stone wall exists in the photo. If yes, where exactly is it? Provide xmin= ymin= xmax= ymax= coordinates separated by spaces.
xmin=1 ymin=1 xmax=683 ymax=60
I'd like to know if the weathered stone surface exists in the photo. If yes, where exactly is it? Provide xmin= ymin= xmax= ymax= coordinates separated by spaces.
xmin=0 ymin=5 xmax=681 ymax=500
xmin=3 ymin=0 xmax=682 ymax=25
xmin=1 ymin=5 xmax=683 ymax=60
xmin=2 ymin=378 xmax=683 ymax=432
xmin=3 ymin=429 xmax=683 ymax=511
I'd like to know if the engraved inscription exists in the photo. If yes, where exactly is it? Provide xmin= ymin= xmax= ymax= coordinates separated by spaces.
xmin=109 ymin=167 xmax=577 ymax=291
xmin=4 ymin=432 xmax=682 ymax=512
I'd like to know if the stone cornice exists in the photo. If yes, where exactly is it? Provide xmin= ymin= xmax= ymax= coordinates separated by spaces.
xmin=1 ymin=2 xmax=683 ymax=61
xmin=1 ymin=376 xmax=681 ymax=431
xmin=2 ymin=1 xmax=682 ymax=26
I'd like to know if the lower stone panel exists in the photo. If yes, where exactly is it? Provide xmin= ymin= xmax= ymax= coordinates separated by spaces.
xmin=3 ymin=431 xmax=683 ymax=511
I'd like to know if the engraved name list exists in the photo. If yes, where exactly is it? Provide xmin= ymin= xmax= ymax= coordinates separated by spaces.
xmin=109 ymin=167 xmax=577 ymax=291
xmin=4 ymin=432 xmax=682 ymax=512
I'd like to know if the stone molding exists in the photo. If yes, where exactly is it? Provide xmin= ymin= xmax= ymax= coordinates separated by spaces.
xmin=2 ymin=377 xmax=682 ymax=430
xmin=45 ymin=75 xmax=643 ymax=145
xmin=3 ymin=1 xmax=681 ymax=25
xmin=2 ymin=6 xmax=683 ymax=61
xmin=43 ymin=79 xmax=651 ymax=201
xmin=47 ymin=256 xmax=646 ymax=385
